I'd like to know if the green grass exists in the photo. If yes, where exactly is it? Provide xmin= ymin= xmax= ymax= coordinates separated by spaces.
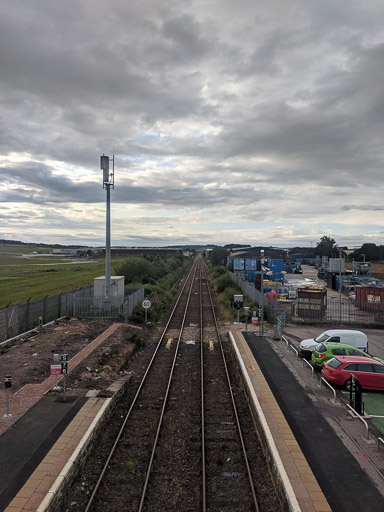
xmin=0 ymin=243 xmax=53 ymax=254
xmin=0 ymin=244 xmax=128 ymax=309
xmin=343 ymin=391 xmax=384 ymax=435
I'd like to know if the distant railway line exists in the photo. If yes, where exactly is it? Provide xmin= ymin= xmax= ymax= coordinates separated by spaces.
xmin=64 ymin=256 xmax=279 ymax=511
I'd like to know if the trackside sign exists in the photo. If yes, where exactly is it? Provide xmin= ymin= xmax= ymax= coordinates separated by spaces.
xmin=50 ymin=364 xmax=62 ymax=376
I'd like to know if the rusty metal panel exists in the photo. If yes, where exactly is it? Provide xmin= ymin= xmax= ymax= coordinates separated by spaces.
xmin=297 ymin=286 xmax=327 ymax=319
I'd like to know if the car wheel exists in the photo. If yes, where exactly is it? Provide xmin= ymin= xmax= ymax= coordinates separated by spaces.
xmin=344 ymin=379 xmax=357 ymax=392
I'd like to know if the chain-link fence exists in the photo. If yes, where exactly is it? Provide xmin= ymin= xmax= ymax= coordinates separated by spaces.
xmin=0 ymin=286 xmax=144 ymax=342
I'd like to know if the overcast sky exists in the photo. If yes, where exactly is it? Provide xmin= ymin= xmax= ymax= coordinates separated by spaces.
xmin=1 ymin=1 xmax=384 ymax=248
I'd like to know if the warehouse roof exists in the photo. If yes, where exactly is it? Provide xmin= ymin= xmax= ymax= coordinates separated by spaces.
xmin=229 ymin=246 xmax=287 ymax=260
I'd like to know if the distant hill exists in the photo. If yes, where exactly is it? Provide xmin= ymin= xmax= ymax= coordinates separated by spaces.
xmin=0 ymin=239 xmax=90 ymax=249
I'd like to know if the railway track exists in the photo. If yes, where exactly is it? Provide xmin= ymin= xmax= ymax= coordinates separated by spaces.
xmin=67 ymin=257 xmax=278 ymax=511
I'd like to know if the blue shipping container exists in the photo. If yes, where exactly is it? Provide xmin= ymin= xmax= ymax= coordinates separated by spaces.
xmin=245 ymin=258 xmax=257 ymax=270
xmin=233 ymin=258 xmax=245 ymax=271
xmin=246 ymin=271 xmax=256 ymax=282
xmin=268 ymin=272 xmax=284 ymax=283
xmin=269 ymin=259 xmax=284 ymax=272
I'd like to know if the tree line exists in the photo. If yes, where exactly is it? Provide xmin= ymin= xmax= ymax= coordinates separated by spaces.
xmin=209 ymin=237 xmax=384 ymax=264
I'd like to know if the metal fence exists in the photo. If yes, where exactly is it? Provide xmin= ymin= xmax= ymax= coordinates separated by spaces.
xmin=285 ymin=297 xmax=384 ymax=327
xmin=229 ymin=273 xmax=269 ymax=308
xmin=0 ymin=286 xmax=144 ymax=342
xmin=230 ymin=273 xmax=384 ymax=328
xmin=68 ymin=287 xmax=144 ymax=320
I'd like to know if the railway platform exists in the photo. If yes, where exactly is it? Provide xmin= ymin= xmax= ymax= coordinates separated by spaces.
xmin=230 ymin=326 xmax=384 ymax=512
xmin=229 ymin=328 xmax=331 ymax=512
xmin=1 ymin=378 xmax=129 ymax=512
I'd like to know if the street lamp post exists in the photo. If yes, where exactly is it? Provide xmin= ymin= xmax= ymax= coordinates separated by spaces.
xmin=339 ymin=248 xmax=342 ymax=321
xmin=260 ymin=250 xmax=265 ymax=336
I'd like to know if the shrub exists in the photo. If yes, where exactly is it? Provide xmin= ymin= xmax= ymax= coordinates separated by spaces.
xmin=211 ymin=266 xmax=226 ymax=279
xmin=130 ymin=332 xmax=146 ymax=351
xmin=216 ymin=273 xmax=234 ymax=293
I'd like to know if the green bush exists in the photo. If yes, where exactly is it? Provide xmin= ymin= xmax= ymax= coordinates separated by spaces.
xmin=130 ymin=332 xmax=146 ymax=351
xmin=211 ymin=266 xmax=226 ymax=279
xmin=216 ymin=273 xmax=234 ymax=293
xmin=220 ymin=286 xmax=240 ymax=308
xmin=118 ymin=255 xmax=191 ymax=326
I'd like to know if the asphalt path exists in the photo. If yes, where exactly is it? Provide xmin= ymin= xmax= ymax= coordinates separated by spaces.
xmin=244 ymin=332 xmax=384 ymax=512
xmin=0 ymin=395 xmax=86 ymax=510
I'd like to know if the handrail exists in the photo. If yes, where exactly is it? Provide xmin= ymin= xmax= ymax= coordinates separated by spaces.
xmin=378 ymin=437 xmax=384 ymax=451
xmin=320 ymin=377 xmax=337 ymax=404
xmin=302 ymin=358 xmax=314 ymax=378
xmin=346 ymin=403 xmax=369 ymax=440
xmin=289 ymin=344 xmax=298 ymax=357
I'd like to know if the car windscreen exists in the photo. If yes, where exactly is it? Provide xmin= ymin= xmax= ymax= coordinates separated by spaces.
xmin=315 ymin=333 xmax=330 ymax=343
xmin=327 ymin=357 xmax=342 ymax=369
xmin=315 ymin=343 xmax=326 ymax=353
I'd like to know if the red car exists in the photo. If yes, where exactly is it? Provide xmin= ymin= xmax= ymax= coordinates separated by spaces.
xmin=321 ymin=356 xmax=384 ymax=391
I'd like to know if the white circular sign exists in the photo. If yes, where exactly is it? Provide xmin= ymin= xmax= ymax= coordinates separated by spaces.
xmin=142 ymin=299 xmax=151 ymax=309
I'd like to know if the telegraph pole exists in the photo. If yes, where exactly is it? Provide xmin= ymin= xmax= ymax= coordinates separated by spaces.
xmin=259 ymin=249 xmax=265 ymax=336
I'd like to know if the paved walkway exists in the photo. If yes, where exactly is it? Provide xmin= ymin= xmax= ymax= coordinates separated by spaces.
xmin=4 ymin=397 xmax=108 ymax=512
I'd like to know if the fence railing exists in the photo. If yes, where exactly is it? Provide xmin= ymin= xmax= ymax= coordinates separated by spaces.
xmin=230 ymin=273 xmax=384 ymax=327
xmin=285 ymin=296 xmax=384 ymax=326
xmin=0 ymin=286 xmax=144 ymax=342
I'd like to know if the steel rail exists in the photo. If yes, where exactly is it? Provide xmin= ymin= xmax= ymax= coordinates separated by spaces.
xmin=84 ymin=260 xmax=198 ymax=512
xmin=203 ymin=264 xmax=260 ymax=511
xmin=199 ymin=264 xmax=207 ymax=512
xmin=138 ymin=263 xmax=198 ymax=511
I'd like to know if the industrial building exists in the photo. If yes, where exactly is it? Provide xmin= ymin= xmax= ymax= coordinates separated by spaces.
xmin=228 ymin=247 xmax=287 ymax=285
xmin=52 ymin=248 xmax=91 ymax=256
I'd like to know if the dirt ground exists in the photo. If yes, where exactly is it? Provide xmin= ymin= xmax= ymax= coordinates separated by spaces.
xmin=0 ymin=318 xmax=145 ymax=396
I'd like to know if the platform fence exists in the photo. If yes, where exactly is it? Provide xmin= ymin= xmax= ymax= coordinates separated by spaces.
xmin=0 ymin=286 xmax=144 ymax=342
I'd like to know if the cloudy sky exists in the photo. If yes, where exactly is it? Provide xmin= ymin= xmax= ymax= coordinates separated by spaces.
xmin=1 ymin=0 xmax=384 ymax=248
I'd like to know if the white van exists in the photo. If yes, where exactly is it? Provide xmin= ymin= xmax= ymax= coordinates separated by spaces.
xmin=299 ymin=329 xmax=368 ymax=359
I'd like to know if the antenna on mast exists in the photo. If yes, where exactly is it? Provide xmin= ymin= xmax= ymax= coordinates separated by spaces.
xmin=100 ymin=153 xmax=115 ymax=302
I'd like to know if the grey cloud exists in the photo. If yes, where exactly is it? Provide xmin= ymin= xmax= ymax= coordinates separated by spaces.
xmin=1 ymin=1 xmax=384 ymax=246
xmin=341 ymin=205 xmax=384 ymax=212
xmin=1 ymin=163 xmax=103 ymax=203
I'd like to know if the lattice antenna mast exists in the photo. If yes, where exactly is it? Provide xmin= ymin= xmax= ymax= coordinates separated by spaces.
xmin=100 ymin=153 xmax=114 ymax=301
